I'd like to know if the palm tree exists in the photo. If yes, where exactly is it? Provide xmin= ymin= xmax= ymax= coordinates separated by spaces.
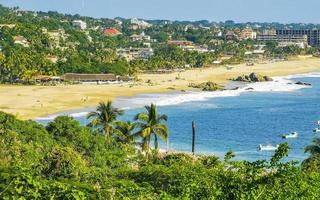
xmin=114 ymin=121 xmax=136 ymax=144
xmin=87 ymin=101 xmax=124 ymax=142
xmin=305 ymin=138 xmax=320 ymax=156
xmin=303 ymin=138 xmax=320 ymax=170
xmin=134 ymin=104 xmax=169 ymax=154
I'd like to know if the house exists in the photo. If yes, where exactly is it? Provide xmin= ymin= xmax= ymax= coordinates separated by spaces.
xmin=62 ymin=73 xmax=117 ymax=83
xmin=226 ymin=31 xmax=238 ymax=40
xmin=240 ymin=28 xmax=257 ymax=40
xmin=130 ymin=32 xmax=151 ymax=41
xmin=103 ymin=28 xmax=122 ymax=36
xmin=167 ymin=40 xmax=194 ymax=47
xmin=130 ymin=18 xmax=152 ymax=30
xmin=72 ymin=20 xmax=87 ymax=30
xmin=14 ymin=36 xmax=29 ymax=47
xmin=115 ymin=19 xmax=123 ymax=26
xmin=117 ymin=48 xmax=153 ymax=61
xmin=167 ymin=40 xmax=209 ymax=53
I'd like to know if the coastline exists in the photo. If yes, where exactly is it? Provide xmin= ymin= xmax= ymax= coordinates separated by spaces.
xmin=34 ymin=71 xmax=317 ymax=121
xmin=1 ymin=57 xmax=320 ymax=120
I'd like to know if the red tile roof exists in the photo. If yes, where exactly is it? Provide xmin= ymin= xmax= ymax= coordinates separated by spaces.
xmin=103 ymin=28 xmax=121 ymax=36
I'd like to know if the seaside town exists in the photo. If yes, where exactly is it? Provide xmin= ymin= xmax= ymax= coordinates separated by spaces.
xmin=0 ymin=5 xmax=320 ymax=85
xmin=1 ymin=2 xmax=320 ymax=199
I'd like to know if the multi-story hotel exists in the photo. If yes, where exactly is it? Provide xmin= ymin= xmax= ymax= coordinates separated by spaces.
xmin=257 ymin=29 xmax=320 ymax=47
xmin=276 ymin=29 xmax=320 ymax=47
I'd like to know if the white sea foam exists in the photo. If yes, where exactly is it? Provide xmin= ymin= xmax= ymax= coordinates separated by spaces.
xmin=282 ymin=72 xmax=320 ymax=79
xmin=34 ymin=111 xmax=89 ymax=121
xmin=34 ymin=114 xmax=60 ymax=121
xmin=120 ymin=76 xmax=310 ymax=108
xmin=69 ymin=111 xmax=89 ymax=118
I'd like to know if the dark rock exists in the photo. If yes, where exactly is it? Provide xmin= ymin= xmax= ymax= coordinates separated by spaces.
xmin=263 ymin=76 xmax=273 ymax=81
xmin=188 ymin=81 xmax=223 ymax=91
xmin=295 ymin=81 xmax=311 ymax=86
xmin=234 ymin=73 xmax=273 ymax=82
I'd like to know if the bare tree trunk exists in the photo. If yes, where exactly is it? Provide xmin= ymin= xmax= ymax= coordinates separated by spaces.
xmin=192 ymin=120 xmax=196 ymax=155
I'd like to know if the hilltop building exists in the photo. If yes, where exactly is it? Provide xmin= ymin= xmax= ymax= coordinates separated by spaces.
xmin=72 ymin=20 xmax=87 ymax=30
xmin=167 ymin=40 xmax=194 ymax=46
xmin=103 ymin=28 xmax=122 ymax=36
xmin=116 ymin=47 xmax=154 ymax=61
xmin=240 ymin=28 xmax=257 ymax=40
xmin=226 ymin=31 xmax=238 ymax=40
xmin=130 ymin=18 xmax=152 ymax=30
xmin=167 ymin=40 xmax=209 ymax=53
xmin=130 ymin=32 xmax=151 ymax=41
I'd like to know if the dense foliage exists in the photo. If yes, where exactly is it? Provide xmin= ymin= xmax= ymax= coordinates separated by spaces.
xmin=1 ymin=103 xmax=320 ymax=199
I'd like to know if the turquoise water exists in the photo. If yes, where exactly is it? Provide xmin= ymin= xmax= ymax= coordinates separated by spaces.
xmin=36 ymin=74 xmax=320 ymax=162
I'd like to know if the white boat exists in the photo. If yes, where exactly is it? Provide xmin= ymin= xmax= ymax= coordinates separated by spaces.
xmin=282 ymin=132 xmax=298 ymax=139
xmin=259 ymin=144 xmax=279 ymax=151
xmin=313 ymin=128 xmax=320 ymax=133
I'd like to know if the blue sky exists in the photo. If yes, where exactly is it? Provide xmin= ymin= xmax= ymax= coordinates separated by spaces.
xmin=0 ymin=0 xmax=319 ymax=23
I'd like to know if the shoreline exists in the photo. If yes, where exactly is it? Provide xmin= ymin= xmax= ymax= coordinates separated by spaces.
xmin=35 ymin=71 xmax=319 ymax=121
xmin=1 ymin=58 xmax=320 ymax=119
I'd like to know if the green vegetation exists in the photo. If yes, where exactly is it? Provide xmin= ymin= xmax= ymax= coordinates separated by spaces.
xmin=133 ymin=104 xmax=169 ymax=153
xmin=1 ymin=101 xmax=320 ymax=199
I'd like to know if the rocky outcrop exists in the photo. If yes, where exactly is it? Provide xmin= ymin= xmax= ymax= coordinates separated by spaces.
xmin=188 ymin=81 xmax=223 ymax=91
xmin=234 ymin=73 xmax=273 ymax=82
xmin=295 ymin=81 xmax=311 ymax=86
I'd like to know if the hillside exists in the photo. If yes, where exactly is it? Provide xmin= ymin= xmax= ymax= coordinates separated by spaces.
xmin=0 ymin=4 xmax=319 ymax=84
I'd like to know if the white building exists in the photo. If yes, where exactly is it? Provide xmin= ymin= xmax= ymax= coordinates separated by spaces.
xmin=117 ymin=47 xmax=153 ymax=61
xmin=72 ymin=20 xmax=87 ymax=30
xmin=130 ymin=18 xmax=152 ymax=29
xmin=130 ymin=32 xmax=151 ymax=41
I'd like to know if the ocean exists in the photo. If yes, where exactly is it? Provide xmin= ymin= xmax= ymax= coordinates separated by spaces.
xmin=36 ymin=72 xmax=320 ymax=162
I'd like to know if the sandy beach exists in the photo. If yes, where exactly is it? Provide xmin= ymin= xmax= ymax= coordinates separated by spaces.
xmin=1 ymin=57 xmax=320 ymax=119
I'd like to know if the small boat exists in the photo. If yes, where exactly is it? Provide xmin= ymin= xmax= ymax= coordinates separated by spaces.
xmin=282 ymin=132 xmax=298 ymax=139
xmin=259 ymin=144 xmax=279 ymax=151
xmin=313 ymin=128 xmax=320 ymax=133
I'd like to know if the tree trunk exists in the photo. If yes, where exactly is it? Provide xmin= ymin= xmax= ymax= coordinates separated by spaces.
xmin=192 ymin=120 xmax=196 ymax=155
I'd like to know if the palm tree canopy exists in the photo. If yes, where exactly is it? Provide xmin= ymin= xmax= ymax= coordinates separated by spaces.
xmin=134 ymin=104 xmax=169 ymax=152
xmin=305 ymin=138 xmax=320 ymax=155
xmin=114 ymin=121 xmax=136 ymax=143
xmin=86 ymin=101 xmax=124 ymax=134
